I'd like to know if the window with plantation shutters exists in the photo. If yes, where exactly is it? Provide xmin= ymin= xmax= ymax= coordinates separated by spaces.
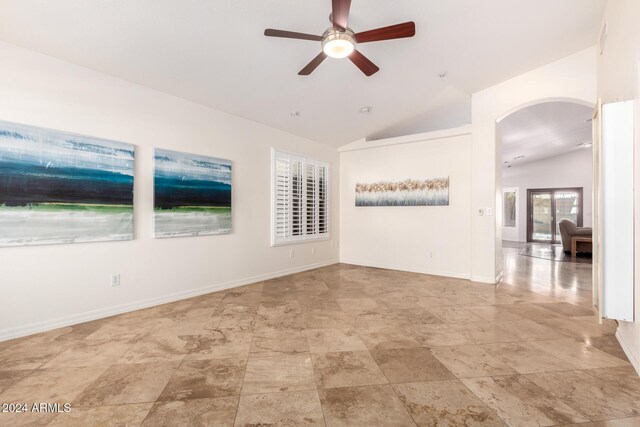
xmin=272 ymin=149 xmax=330 ymax=246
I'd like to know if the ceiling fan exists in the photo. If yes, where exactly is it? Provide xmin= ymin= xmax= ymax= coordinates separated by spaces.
xmin=264 ymin=0 xmax=415 ymax=76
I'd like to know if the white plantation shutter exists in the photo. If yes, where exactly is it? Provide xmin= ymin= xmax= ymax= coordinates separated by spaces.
xmin=272 ymin=149 xmax=330 ymax=246
xmin=305 ymin=163 xmax=317 ymax=235
xmin=274 ymin=156 xmax=290 ymax=240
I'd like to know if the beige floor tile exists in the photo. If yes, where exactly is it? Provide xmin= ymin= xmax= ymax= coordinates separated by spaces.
xmin=393 ymin=380 xmax=506 ymax=426
xmin=43 ymin=339 xmax=135 ymax=368
xmin=185 ymin=329 xmax=252 ymax=360
xmin=117 ymin=335 xmax=194 ymax=364
xmin=0 ymin=261 xmax=632 ymax=426
xmin=157 ymin=358 xmax=245 ymax=401
xmin=451 ymin=321 xmax=519 ymax=344
xmin=312 ymin=350 xmax=387 ymax=388
xmin=356 ymin=326 xmax=422 ymax=351
xmin=375 ymin=295 xmax=423 ymax=310
xmin=462 ymin=375 xmax=589 ymax=426
xmin=410 ymin=324 xmax=471 ymax=347
xmin=0 ymin=366 xmax=108 ymax=404
xmin=319 ymin=384 xmax=415 ymax=427
xmin=141 ymin=396 xmax=238 ymax=427
xmin=84 ymin=317 xmax=156 ymax=341
xmin=535 ymin=302 xmax=595 ymax=317
xmin=371 ymin=347 xmax=454 ymax=383
xmin=250 ymin=329 xmax=309 ymax=354
xmin=559 ymin=417 xmax=640 ymax=426
xmin=48 ymin=403 xmax=153 ymax=426
xmin=466 ymin=305 xmax=526 ymax=321
xmin=235 ymin=390 xmax=325 ymax=427
xmin=242 ymin=353 xmax=316 ymax=395
xmin=334 ymin=297 xmax=376 ymax=312
xmin=527 ymin=368 xmax=640 ymax=421
xmin=500 ymin=303 xmax=561 ymax=320
xmin=306 ymin=329 xmax=367 ymax=353
xmin=303 ymin=310 xmax=355 ymax=329
xmin=148 ymin=316 xmax=209 ymax=336
xmin=0 ymin=340 xmax=75 ymax=371
xmin=0 ymin=411 xmax=58 ymax=426
xmin=205 ymin=312 xmax=257 ymax=332
xmin=427 ymin=307 xmax=485 ymax=323
xmin=483 ymin=342 xmax=575 ymax=374
xmin=74 ymin=361 xmax=180 ymax=406
xmin=0 ymin=370 xmax=33 ymax=394
xmin=530 ymin=339 xmax=630 ymax=370
xmin=537 ymin=317 xmax=615 ymax=339
xmin=583 ymin=335 xmax=630 ymax=362
xmin=430 ymin=345 xmax=518 ymax=378
xmin=494 ymin=319 xmax=566 ymax=341
xmin=255 ymin=302 xmax=305 ymax=331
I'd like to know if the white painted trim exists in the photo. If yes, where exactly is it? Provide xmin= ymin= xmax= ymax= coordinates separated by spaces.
xmin=616 ymin=328 xmax=640 ymax=376
xmin=0 ymin=260 xmax=337 ymax=342
xmin=470 ymin=275 xmax=501 ymax=284
xmin=338 ymin=125 xmax=472 ymax=153
xmin=340 ymin=260 xmax=471 ymax=281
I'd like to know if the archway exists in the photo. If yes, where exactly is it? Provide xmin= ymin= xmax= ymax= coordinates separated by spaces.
xmin=496 ymin=99 xmax=594 ymax=294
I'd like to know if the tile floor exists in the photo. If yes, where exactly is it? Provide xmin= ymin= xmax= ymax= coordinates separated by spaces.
xmin=0 ymin=249 xmax=638 ymax=426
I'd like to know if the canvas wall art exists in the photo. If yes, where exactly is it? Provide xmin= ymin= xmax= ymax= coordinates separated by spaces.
xmin=0 ymin=120 xmax=134 ymax=247
xmin=355 ymin=177 xmax=449 ymax=207
xmin=154 ymin=149 xmax=232 ymax=238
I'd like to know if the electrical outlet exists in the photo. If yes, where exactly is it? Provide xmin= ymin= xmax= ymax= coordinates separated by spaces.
xmin=289 ymin=250 xmax=295 ymax=259
xmin=111 ymin=274 xmax=121 ymax=287
xmin=429 ymin=252 xmax=433 ymax=259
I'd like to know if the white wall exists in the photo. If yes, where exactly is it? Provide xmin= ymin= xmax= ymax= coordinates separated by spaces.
xmin=339 ymin=128 xmax=472 ymax=279
xmin=596 ymin=0 xmax=640 ymax=374
xmin=501 ymin=149 xmax=593 ymax=243
xmin=0 ymin=41 xmax=340 ymax=341
xmin=471 ymin=47 xmax=597 ymax=283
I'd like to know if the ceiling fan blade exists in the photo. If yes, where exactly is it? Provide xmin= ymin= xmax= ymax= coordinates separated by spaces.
xmin=355 ymin=21 xmax=416 ymax=43
xmin=298 ymin=52 xmax=328 ymax=75
xmin=264 ymin=29 xmax=322 ymax=41
xmin=332 ymin=0 xmax=352 ymax=30
xmin=348 ymin=50 xmax=379 ymax=76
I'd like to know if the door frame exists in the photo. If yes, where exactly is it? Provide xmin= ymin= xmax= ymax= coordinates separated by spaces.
xmin=526 ymin=187 xmax=584 ymax=243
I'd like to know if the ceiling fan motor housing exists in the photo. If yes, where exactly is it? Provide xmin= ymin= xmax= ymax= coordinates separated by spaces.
xmin=322 ymin=27 xmax=356 ymax=58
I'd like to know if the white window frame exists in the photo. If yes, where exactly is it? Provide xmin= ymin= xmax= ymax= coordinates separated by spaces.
xmin=271 ymin=148 xmax=330 ymax=247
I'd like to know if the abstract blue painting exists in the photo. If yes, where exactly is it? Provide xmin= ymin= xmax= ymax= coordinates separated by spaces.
xmin=154 ymin=149 xmax=232 ymax=238
xmin=0 ymin=120 xmax=135 ymax=247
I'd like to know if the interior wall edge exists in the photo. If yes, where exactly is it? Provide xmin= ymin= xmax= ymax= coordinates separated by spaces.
xmin=616 ymin=327 xmax=640 ymax=376
xmin=338 ymin=260 xmax=471 ymax=281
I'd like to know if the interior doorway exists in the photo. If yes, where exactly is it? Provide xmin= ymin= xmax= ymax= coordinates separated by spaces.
xmin=526 ymin=187 xmax=583 ymax=243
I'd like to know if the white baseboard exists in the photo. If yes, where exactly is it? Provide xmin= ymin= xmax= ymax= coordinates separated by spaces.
xmin=470 ymin=274 xmax=501 ymax=284
xmin=0 ymin=260 xmax=337 ymax=342
xmin=616 ymin=327 xmax=640 ymax=376
xmin=340 ymin=259 xmax=471 ymax=281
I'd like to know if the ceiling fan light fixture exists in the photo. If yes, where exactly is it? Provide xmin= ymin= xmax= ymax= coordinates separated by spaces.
xmin=322 ymin=29 xmax=355 ymax=59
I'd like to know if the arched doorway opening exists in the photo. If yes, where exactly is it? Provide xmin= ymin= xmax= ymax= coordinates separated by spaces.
xmin=496 ymin=99 xmax=594 ymax=295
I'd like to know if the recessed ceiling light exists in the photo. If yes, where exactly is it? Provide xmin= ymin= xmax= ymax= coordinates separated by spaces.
xmin=439 ymin=72 xmax=447 ymax=78
xmin=291 ymin=111 xmax=301 ymax=118
xmin=513 ymin=155 xmax=525 ymax=160
xmin=360 ymin=106 xmax=372 ymax=114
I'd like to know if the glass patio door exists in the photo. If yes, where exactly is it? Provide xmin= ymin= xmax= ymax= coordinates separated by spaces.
xmin=527 ymin=188 xmax=583 ymax=244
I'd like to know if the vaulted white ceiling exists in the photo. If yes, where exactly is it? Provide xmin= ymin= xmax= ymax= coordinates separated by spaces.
xmin=499 ymin=101 xmax=593 ymax=166
xmin=0 ymin=0 xmax=606 ymax=146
